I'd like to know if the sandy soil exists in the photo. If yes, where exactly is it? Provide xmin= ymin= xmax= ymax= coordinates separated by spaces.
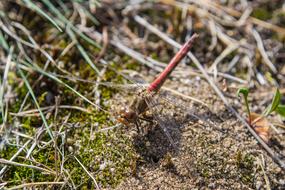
xmin=115 ymin=76 xmax=285 ymax=189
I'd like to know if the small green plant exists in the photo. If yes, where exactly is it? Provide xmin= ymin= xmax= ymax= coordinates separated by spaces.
xmin=237 ymin=88 xmax=251 ymax=124
xmin=237 ymin=88 xmax=285 ymax=143
xmin=237 ymin=88 xmax=285 ymax=125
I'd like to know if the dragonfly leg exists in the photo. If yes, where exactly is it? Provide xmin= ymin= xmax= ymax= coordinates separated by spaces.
xmin=138 ymin=115 xmax=153 ymax=123
xmin=135 ymin=120 xmax=141 ymax=134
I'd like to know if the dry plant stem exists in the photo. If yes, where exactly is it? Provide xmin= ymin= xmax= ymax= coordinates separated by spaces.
xmin=209 ymin=0 xmax=285 ymax=36
xmin=78 ymin=26 xmax=163 ymax=72
xmin=0 ymin=158 xmax=56 ymax=175
xmin=236 ymin=7 xmax=252 ymax=26
xmin=257 ymin=155 xmax=271 ymax=190
xmin=252 ymin=29 xmax=277 ymax=73
xmin=10 ymin=105 xmax=91 ymax=117
xmin=0 ymin=46 xmax=13 ymax=132
xmin=11 ymin=130 xmax=42 ymax=141
xmin=208 ymin=44 xmax=239 ymax=72
xmin=0 ymin=20 xmax=56 ymax=65
xmin=162 ymin=86 xmax=209 ymax=109
xmin=208 ymin=19 xmax=217 ymax=50
xmin=6 ymin=182 xmax=65 ymax=190
xmin=134 ymin=15 xmax=285 ymax=171
xmin=95 ymin=26 xmax=108 ymax=62
xmin=74 ymin=156 xmax=100 ymax=189
xmin=25 ymin=126 xmax=51 ymax=158
xmin=61 ymin=168 xmax=76 ymax=189
xmin=0 ymin=183 xmax=7 ymax=189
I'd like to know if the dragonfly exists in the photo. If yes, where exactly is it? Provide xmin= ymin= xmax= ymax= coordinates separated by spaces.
xmin=113 ymin=33 xmax=199 ymax=146
xmin=54 ymin=33 xmax=199 ymax=147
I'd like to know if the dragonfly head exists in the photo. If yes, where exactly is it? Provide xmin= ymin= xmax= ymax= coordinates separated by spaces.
xmin=117 ymin=106 xmax=137 ymax=125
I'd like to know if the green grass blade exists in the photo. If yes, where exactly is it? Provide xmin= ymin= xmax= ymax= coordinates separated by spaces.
xmin=17 ymin=65 xmax=55 ymax=142
xmin=0 ymin=30 xmax=9 ymax=51
xmin=19 ymin=60 xmax=106 ymax=112
xmin=22 ymin=0 xmax=62 ymax=32
xmin=76 ymin=43 xmax=100 ymax=74
xmin=79 ymin=6 xmax=99 ymax=25
xmin=67 ymin=28 xmax=100 ymax=74
xmin=41 ymin=0 xmax=100 ymax=48
xmin=276 ymin=105 xmax=285 ymax=118
xmin=264 ymin=88 xmax=281 ymax=116
xmin=57 ymin=0 xmax=69 ymax=13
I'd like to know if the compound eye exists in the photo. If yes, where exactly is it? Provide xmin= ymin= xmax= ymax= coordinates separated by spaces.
xmin=118 ymin=107 xmax=135 ymax=120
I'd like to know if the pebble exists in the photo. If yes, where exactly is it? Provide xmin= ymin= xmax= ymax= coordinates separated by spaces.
xmin=68 ymin=146 xmax=73 ymax=152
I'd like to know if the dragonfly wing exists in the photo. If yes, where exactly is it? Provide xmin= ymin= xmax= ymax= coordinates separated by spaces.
xmin=156 ymin=89 xmax=212 ymax=124
xmin=144 ymin=95 xmax=179 ymax=148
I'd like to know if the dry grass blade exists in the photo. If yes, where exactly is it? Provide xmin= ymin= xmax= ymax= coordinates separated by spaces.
xmin=74 ymin=156 xmax=100 ymax=189
xmin=10 ymin=105 xmax=91 ymax=117
xmin=257 ymin=155 xmax=271 ymax=190
xmin=252 ymin=29 xmax=277 ymax=73
xmin=0 ymin=46 xmax=13 ymax=129
xmin=208 ymin=44 xmax=239 ymax=72
xmin=161 ymin=86 xmax=210 ymax=109
xmin=6 ymin=181 xmax=65 ymax=190
xmin=172 ymin=0 xmax=285 ymax=36
xmin=78 ymin=27 xmax=163 ymax=72
xmin=0 ymin=158 xmax=56 ymax=175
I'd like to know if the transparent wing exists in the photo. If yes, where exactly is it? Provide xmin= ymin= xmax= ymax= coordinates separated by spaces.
xmin=156 ymin=88 xmax=215 ymax=126
xmin=144 ymin=93 xmax=179 ymax=148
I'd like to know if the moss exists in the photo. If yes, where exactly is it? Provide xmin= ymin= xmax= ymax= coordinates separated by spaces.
xmin=252 ymin=8 xmax=272 ymax=20
xmin=2 ymin=59 xmax=136 ymax=188
xmin=63 ymin=114 xmax=136 ymax=188
xmin=0 ymin=146 xmax=18 ymax=160
xmin=2 ymin=145 xmax=56 ymax=187
xmin=5 ymin=166 xmax=54 ymax=186
xmin=235 ymin=151 xmax=256 ymax=184
xmin=2 ymin=115 xmax=137 ymax=188
xmin=124 ymin=60 xmax=140 ymax=71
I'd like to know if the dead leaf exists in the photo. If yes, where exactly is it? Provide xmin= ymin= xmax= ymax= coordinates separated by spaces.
xmin=249 ymin=112 xmax=271 ymax=143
